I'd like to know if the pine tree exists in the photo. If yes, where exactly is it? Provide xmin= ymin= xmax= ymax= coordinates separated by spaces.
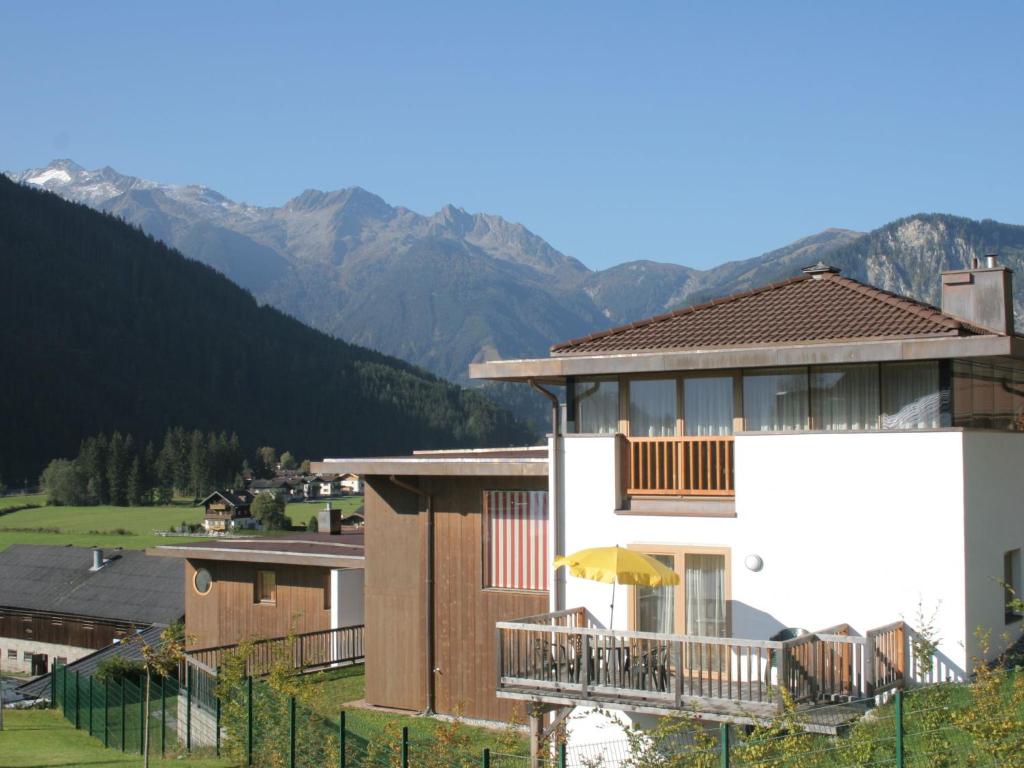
xmin=126 ymin=455 xmax=144 ymax=506
xmin=107 ymin=431 xmax=127 ymax=506
xmin=188 ymin=429 xmax=209 ymax=500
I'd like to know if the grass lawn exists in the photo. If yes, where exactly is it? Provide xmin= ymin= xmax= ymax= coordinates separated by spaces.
xmin=0 ymin=708 xmax=232 ymax=768
xmin=0 ymin=496 xmax=208 ymax=552
xmin=0 ymin=493 xmax=46 ymax=509
xmin=304 ymin=664 xmax=527 ymax=758
xmin=0 ymin=493 xmax=357 ymax=552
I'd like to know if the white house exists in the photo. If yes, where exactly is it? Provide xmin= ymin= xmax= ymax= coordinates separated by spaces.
xmin=468 ymin=258 xmax=1024 ymax=752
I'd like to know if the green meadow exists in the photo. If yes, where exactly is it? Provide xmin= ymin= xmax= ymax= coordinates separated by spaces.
xmin=0 ymin=493 xmax=364 ymax=552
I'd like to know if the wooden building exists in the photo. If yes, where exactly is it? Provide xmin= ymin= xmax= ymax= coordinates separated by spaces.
xmin=0 ymin=545 xmax=183 ymax=675
xmin=198 ymin=489 xmax=254 ymax=532
xmin=313 ymin=448 xmax=548 ymax=722
xmin=148 ymin=534 xmax=365 ymax=650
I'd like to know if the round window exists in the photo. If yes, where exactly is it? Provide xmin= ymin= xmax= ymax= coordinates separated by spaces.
xmin=194 ymin=568 xmax=213 ymax=595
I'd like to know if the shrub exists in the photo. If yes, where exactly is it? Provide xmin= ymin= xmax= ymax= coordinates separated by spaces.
xmin=94 ymin=654 xmax=145 ymax=684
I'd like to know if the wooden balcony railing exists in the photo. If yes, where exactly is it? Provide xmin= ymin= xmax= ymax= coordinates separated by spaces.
xmin=495 ymin=610 xmax=909 ymax=724
xmin=184 ymin=624 xmax=364 ymax=679
xmin=625 ymin=436 xmax=735 ymax=496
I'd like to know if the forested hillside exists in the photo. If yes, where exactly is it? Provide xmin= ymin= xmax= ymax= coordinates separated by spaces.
xmin=0 ymin=177 xmax=534 ymax=484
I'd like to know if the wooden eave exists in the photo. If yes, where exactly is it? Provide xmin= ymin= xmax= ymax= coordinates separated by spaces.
xmin=468 ymin=333 xmax=1024 ymax=384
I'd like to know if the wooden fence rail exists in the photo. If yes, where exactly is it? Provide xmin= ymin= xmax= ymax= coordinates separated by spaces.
xmin=184 ymin=624 xmax=364 ymax=680
xmin=496 ymin=610 xmax=907 ymax=717
xmin=626 ymin=437 xmax=735 ymax=496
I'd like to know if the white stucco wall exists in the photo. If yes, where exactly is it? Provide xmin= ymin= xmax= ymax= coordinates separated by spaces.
xmin=0 ymin=637 xmax=93 ymax=675
xmin=560 ymin=430 xmax=975 ymax=746
xmin=330 ymin=568 xmax=365 ymax=629
xmin=962 ymin=431 xmax=1024 ymax=663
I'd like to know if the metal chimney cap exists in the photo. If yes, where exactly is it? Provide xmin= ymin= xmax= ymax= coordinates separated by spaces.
xmin=802 ymin=261 xmax=841 ymax=277
xmin=985 ymin=254 xmax=999 ymax=268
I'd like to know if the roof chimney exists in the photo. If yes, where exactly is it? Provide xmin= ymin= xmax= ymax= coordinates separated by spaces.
xmin=90 ymin=547 xmax=104 ymax=571
xmin=802 ymin=261 xmax=841 ymax=279
xmin=940 ymin=255 xmax=1014 ymax=335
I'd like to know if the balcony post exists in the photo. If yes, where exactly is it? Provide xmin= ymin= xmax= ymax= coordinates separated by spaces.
xmin=580 ymin=634 xmax=589 ymax=697
xmin=495 ymin=627 xmax=503 ymax=691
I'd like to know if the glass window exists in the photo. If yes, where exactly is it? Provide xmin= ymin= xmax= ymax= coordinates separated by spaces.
xmin=881 ymin=362 xmax=940 ymax=429
xmin=684 ymin=377 xmax=734 ymax=436
xmin=635 ymin=554 xmax=675 ymax=634
xmin=629 ymin=379 xmax=677 ymax=437
xmin=485 ymin=490 xmax=549 ymax=591
xmin=953 ymin=360 xmax=1024 ymax=431
xmin=324 ymin=572 xmax=332 ymax=611
xmin=743 ymin=368 xmax=808 ymax=431
xmin=23 ymin=651 xmax=32 ymax=662
xmin=685 ymin=554 xmax=727 ymax=637
xmin=811 ymin=365 xmax=880 ymax=431
xmin=193 ymin=568 xmax=213 ymax=595
xmin=1005 ymin=549 xmax=1022 ymax=623
xmin=255 ymin=570 xmax=276 ymax=604
xmin=6 ymin=649 xmax=15 ymax=661
xmin=575 ymin=380 xmax=619 ymax=434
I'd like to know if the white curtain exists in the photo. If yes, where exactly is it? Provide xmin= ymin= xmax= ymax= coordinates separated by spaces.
xmin=742 ymin=369 xmax=808 ymax=431
xmin=685 ymin=554 xmax=726 ymax=637
xmin=684 ymin=377 xmax=734 ymax=435
xmin=576 ymin=380 xmax=619 ymax=434
xmin=629 ymin=379 xmax=677 ymax=436
xmin=635 ymin=554 xmax=675 ymax=634
xmin=881 ymin=362 xmax=940 ymax=429
xmin=811 ymin=365 xmax=880 ymax=431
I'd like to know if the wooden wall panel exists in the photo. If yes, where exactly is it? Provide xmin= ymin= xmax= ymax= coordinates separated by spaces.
xmin=0 ymin=609 xmax=135 ymax=651
xmin=427 ymin=476 xmax=548 ymax=723
xmin=184 ymin=559 xmax=332 ymax=649
xmin=363 ymin=478 xmax=427 ymax=712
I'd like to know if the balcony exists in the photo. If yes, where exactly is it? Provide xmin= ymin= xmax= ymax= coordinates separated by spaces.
xmin=495 ymin=609 xmax=907 ymax=732
xmin=624 ymin=436 xmax=734 ymax=497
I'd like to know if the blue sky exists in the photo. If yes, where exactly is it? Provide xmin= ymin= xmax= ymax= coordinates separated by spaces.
xmin=2 ymin=1 xmax=1023 ymax=270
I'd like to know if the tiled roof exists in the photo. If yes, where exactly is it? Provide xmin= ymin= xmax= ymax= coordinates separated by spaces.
xmin=0 ymin=545 xmax=183 ymax=625
xmin=551 ymin=272 xmax=986 ymax=355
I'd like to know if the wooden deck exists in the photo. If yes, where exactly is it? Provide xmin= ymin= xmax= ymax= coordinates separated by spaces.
xmin=496 ymin=609 xmax=907 ymax=734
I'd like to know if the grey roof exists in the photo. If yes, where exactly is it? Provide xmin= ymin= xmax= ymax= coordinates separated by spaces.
xmin=196 ymin=489 xmax=253 ymax=508
xmin=16 ymin=624 xmax=166 ymax=700
xmin=0 ymin=545 xmax=183 ymax=626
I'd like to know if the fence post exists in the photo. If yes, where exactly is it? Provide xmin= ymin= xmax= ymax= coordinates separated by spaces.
xmin=87 ymin=676 xmax=93 ymax=736
xmin=558 ymin=743 xmax=567 ymax=768
xmin=160 ymin=676 xmax=166 ymax=758
xmin=289 ymin=696 xmax=296 ymax=768
xmin=139 ymin=683 xmax=145 ymax=756
xmin=339 ymin=709 xmax=346 ymax=768
xmin=719 ymin=722 xmax=730 ymax=768
xmin=120 ymin=677 xmax=126 ymax=752
xmin=104 ymin=679 xmax=109 ymax=748
xmin=401 ymin=725 xmax=409 ymax=768
xmin=895 ymin=690 xmax=904 ymax=768
xmin=50 ymin=662 xmax=56 ymax=708
xmin=63 ymin=664 xmax=69 ymax=718
xmin=74 ymin=671 xmax=80 ymax=729
xmin=483 ymin=747 xmax=490 ymax=768
xmin=186 ymin=665 xmax=192 ymax=754
xmin=247 ymin=676 xmax=254 ymax=767
xmin=216 ymin=691 xmax=221 ymax=756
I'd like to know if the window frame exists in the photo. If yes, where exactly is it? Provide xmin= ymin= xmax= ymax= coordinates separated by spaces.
xmin=255 ymin=569 xmax=277 ymax=605
xmin=323 ymin=571 xmax=332 ymax=612
xmin=482 ymin=489 xmax=550 ymax=593
xmin=626 ymin=544 xmax=731 ymax=635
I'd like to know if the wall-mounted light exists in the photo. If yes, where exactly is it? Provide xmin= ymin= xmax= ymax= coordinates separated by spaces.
xmin=744 ymin=554 xmax=764 ymax=572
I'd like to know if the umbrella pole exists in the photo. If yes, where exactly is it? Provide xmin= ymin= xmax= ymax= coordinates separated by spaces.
xmin=609 ymin=581 xmax=615 ymax=629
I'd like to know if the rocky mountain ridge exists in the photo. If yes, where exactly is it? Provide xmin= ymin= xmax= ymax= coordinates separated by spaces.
xmin=10 ymin=160 xmax=1024 ymax=387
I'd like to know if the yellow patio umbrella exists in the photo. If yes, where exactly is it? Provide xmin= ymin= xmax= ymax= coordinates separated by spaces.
xmin=554 ymin=546 xmax=680 ymax=629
